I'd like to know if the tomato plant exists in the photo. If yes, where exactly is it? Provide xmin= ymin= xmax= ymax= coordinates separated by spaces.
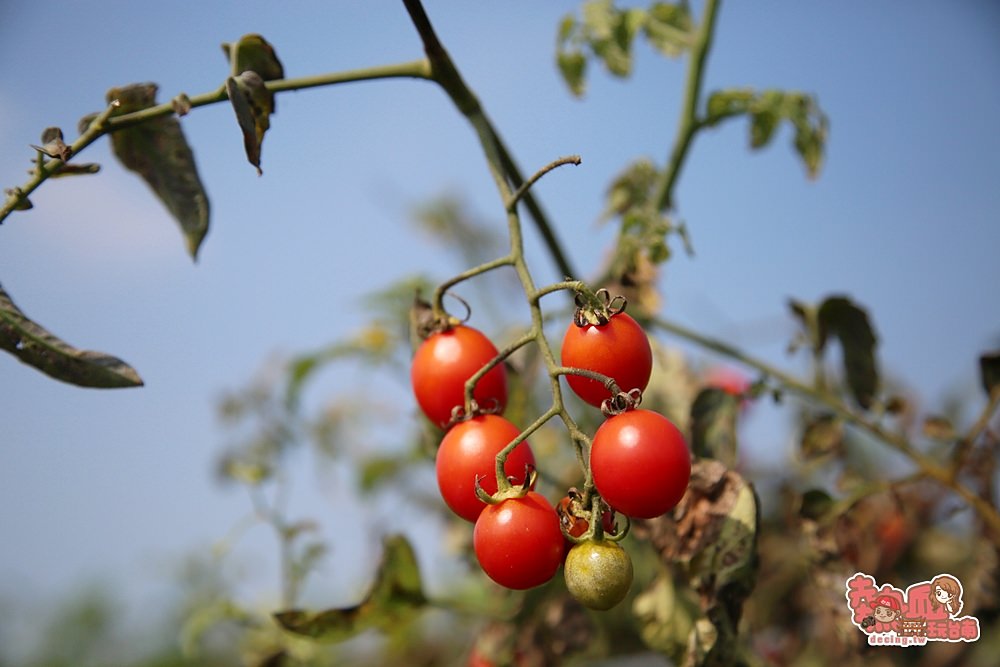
xmin=411 ymin=325 xmax=508 ymax=428
xmin=561 ymin=312 xmax=652 ymax=407
xmin=436 ymin=415 xmax=536 ymax=522
xmin=473 ymin=491 xmax=564 ymax=590
xmin=590 ymin=408 xmax=691 ymax=519
xmin=564 ymin=539 xmax=633 ymax=610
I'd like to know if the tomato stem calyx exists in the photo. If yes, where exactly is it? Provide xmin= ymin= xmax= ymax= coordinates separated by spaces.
xmin=558 ymin=487 xmax=629 ymax=544
xmin=600 ymin=388 xmax=643 ymax=418
xmin=474 ymin=464 xmax=536 ymax=505
xmin=572 ymin=288 xmax=627 ymax=327
xmin=445 ymin=397 xmax=502 ymax=430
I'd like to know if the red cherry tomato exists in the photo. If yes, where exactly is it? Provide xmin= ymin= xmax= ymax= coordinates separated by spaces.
xmin=560 ymin=312 xmax=652 ymax=407
xmin=436 ymin=415 xmax=536 ymax=522
xmin=473 ymin=491 xmax=564 ymax=590
xmin=411 ymin=325 xmax=508 ymax=428
xmin=590 ymin=409 xmax=691 ymax=519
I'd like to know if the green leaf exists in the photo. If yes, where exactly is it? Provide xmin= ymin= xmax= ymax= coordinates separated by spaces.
xmin=0 ymin=282 xmax=143 ymax=388
xmin=749 ymin=109 xmax=778 ymax=148
xmin=274 ymin=535 xmax=425 ymax=643
xmin=633 ymin=573 xmax=698 ymax=662
xmin=359 ymin=456 xmax=404 ymax=491
xmin=690 ymin=387 xmax=739 ymax=467
xmin=557 ymin=50 xmax=588 ymax=97
xmin=644 ymin=2 xmax=693 ymax=57
xmin=703 ymin=88 xmax=828 ymax=178
xmin=979 ymin=351 xmax=1000 ymax=396
xmin=817 ymin=296 xmax=879 ymax=409
xmin=601 ymin=158 xmax=659 ymax=220
xmin=581 ymin=0 xmax=642 ymax=77
xmin=704 ymin=88 xmax=755 ymax=125
xmin=104 ymin=83 xmax=210 ymax=259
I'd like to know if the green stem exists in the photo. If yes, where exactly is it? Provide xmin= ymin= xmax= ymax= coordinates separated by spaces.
xmin=507 ymin=155 xmax=581 ymax=212
xmin=652 ymin=314 xmax=1000 ymax=542
xmin=463 ymin=330 xmax=535 ymax=411
xmin=400 ymin=0 xmax=607 ymax=498
xmin=651 ymin=0 xmax=721 ymax=213
xmin=100 ymin=61 xmax=434 ymax=133
xmin=493 ymin=406 xmax=560 ymax=494
xmin=431 ymin=255 xmax=514 ymax=320
xmin=401 ymin=0 xmax=577 ymax=281
xmin=531 ymin=280 xmax=587 ymax=303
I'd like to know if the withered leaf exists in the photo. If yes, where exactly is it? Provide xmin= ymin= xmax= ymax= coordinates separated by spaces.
xmin=50 ymin=163 xmax=101 ymax=178
xmin=636 ymin=459 xmax=758 ymax=584
xmin=274 ymin=535 xmax=425 ymax=643
xmin=980 ymin=351 xmax=1000 ymax=396
xmin=105 ymin=83 xmax=210 ymax=259
xmin=0 ymin=282 xmax=143 ymax=388
xmin=801 ymin=413 xmax=843 ymax=459
xmin=921 ymin=415 xmax=956 ymax=441
xmin=633 ymin=459 xmax=759 ymax=667
xmin=31 ymin=127 xmax=72 ymax=161
xmin=226 ymin=72 xmax=272 ymax=175
xmin=4 ymin=188 xmax=33 ymax=211
xmin=222 ymin=34 xmax=283 ymax=174
xmin=222 ymin=34 xmax=285 ymax=86
xmin=690 ymin=387 xmax=739 ymax=467
xmin=817 ymin=295 xmax=879 ymax=409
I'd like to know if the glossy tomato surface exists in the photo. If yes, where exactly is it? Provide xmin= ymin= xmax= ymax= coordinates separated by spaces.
xmin=473 ymin=491 xmax=564 ymax=590
xmin=561 ymin=312 xmax=652 ymax=407
xmin=411 ymin=325 xmax=508 ymax=428
xmin=436 ymin=415 xmax=535 ymax=522
xmin=590 ymin=409 xmax=691 ymax=518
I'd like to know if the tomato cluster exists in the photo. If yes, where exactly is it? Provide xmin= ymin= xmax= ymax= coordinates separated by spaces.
xmin=411 ymin=323 xmax=563 ymax=590
xmin=410 ymin=299 xmax=692 ymax=609
xmin=560 ymin=311 xmax=691 ymax=518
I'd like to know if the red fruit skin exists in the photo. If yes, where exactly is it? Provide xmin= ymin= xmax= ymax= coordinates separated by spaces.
xmin=436 ymin=415 xmax=536 ymax=522
xmin=473 ymin=491 xmax=565 ymax=590
xmin=411 ymin=325 xmax=508 ymax=428
xmin=591 ymin=409 xmax=691 ymax=519
xmin=561 ymin=312 xmax=652 ymax=407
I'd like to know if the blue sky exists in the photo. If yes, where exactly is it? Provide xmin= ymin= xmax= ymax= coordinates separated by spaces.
xmin=1 ymin=0 xmax=998 ymax=646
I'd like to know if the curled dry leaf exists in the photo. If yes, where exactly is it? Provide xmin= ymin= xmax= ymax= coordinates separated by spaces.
xmin=102 ymin=82 xmax=210 ymax=259
xmin=632 ymin=459 xmax=758 ymax=666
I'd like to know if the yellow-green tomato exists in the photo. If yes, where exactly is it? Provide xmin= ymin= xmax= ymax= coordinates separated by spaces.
xmin=564 ymin=539 xmax=633 ymax=610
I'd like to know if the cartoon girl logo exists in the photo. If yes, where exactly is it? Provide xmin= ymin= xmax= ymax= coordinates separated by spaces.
xmin=928 ymin=574 xmax=963 ymax=617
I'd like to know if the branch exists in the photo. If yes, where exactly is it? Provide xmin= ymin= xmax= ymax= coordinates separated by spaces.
xmin=651 ymin=314 xmax=1000 ymax=542
xmin=0 ymin=60 xmax=433 ymax=226
xmin=401 ymin=0 xmax=578 ymax=281
xmin=1 ymin=100 xmax=120 ymax=220
xmin=652 ymin=0 xmax=721 ymax=213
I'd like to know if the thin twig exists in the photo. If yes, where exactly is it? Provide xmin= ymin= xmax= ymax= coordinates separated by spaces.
xmin=507 ymin=155 xmax=581 ymax=212
xmin=651 ymin=313 xmax=1000 ymax=542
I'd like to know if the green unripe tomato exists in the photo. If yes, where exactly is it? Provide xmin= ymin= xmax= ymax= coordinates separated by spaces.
xmin=563 ymin=539 xmax=633 ymax=610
